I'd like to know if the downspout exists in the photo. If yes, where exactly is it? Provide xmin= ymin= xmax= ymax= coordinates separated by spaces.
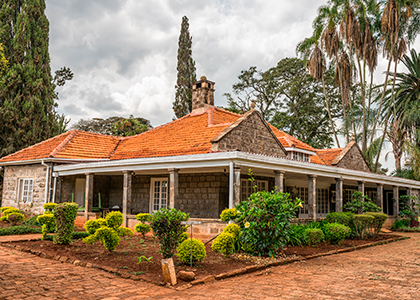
xmin=41 ymin=159 xmax=50 ymax=204
xmin=229 ymin=161 xmax=234 ymax=209
xmin=49 ymin=163 xmax=54 ymax=202
xmin=52 ymin=174 xmax=57 ymax=203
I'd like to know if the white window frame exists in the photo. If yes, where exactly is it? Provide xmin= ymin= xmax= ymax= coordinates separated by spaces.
xmin=298 ymin=187 xmax=309 ymax=217
xmin=317 ymin=188 xmax=329 ymax=216
xmin=290 ymin=151 xmax=310 ymax=162
xmin=241 ymin=179 xmax=268 ymax=201
xmin=149 ymin=178 xmax=169 ymax=213
xmin=17 ymin=178 xmax=34 ymax=204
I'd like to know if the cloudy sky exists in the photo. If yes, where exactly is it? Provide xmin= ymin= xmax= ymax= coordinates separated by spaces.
xmin=45 ymin=0 xmax=419 ymax=172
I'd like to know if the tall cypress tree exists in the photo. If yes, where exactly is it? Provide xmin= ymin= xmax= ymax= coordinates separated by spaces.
xmin=173 ymin=16 xmax=196 ymax=118
xmin=0 ymin=0 xmax=71 ymax=157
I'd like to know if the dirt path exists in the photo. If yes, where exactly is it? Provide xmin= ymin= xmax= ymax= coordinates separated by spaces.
xmin=0 ymin=232 xmax=419 ymax=299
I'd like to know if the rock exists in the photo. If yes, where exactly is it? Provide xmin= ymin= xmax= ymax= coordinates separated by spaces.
xmin=381 ymin=228 xmax=393 ymax=233
xmin=178 ymin=271 xmax=195 ymax=282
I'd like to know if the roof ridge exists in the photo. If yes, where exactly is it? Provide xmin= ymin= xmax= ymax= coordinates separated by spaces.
xmin=49 ymin=130 xmax=79 ymax=158
xmin=213 ymin=107 xmax=242 ymax=117
xmin=0 ymin=131 xmax=73 ymax=162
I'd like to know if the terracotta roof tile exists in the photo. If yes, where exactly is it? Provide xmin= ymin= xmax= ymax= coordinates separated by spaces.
xmin=268 ymin=125 xmax=316 ymax=152
xmin=316 ymin=148 xmax=344 ymax=166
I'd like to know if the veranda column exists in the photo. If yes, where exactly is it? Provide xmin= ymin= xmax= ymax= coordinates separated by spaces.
xmin=84 ymin=173 xmax=94 ymax=220
xmin=233 ymin=164 xmax=242 ymax=206
xmin=393 ymin=186 xmax=399 ymax=216
xmin=376 ymin=184 xmax=384 ymax=212
xmin=122 ymin=170 xmax=133 ymax=227
xmin=308 ymin=175 xmax=317 ymax=221
xmin=274 ymin=170 xmax=285 ymax=193
xmin=168 ymin=168 xmax=179 ymax=209
xmin=335 ymin=177 xmax=343 ymax=212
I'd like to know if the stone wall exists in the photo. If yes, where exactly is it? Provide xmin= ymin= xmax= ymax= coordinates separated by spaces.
xmin=1 ymin=164 xmax=48 ymax=215
xmin=211 ymin=111 xmax=287 ymax=158
xmin=337 ymin=145 xmax=370 ymax=172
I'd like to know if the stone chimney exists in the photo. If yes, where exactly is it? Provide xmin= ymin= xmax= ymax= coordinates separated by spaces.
xmin=191 ymin=76 xmax=215 ymax=113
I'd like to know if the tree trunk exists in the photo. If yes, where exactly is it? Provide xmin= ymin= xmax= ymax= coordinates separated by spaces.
xmin=356 ymin=53 xmax=366 ymax=152
xmin=322 ymin=75 xmax=340 ymax=148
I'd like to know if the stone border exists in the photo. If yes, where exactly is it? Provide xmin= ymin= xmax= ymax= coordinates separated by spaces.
xmin=0 ymin=235 xmax=408 ymax=291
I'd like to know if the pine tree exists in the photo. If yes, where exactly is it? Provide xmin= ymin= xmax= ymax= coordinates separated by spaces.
xmin=173 ymin=16 xmax=196 ymax=118
xmin=0 ymin=0 xmax=72 ymax=157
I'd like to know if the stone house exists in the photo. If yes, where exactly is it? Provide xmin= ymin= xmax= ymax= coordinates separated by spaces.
xmin=0 ymin=76 xmax=419 ymax=235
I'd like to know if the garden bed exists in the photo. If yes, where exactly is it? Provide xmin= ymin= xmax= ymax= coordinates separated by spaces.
xmin=2 ymin=232 xmax=404 ymax=287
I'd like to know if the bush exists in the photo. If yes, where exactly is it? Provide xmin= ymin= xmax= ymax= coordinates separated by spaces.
xmin=105 ymin=211 xmax=124 ymax=229
xmin=37 ymin=213 xmax=56 ymax=240
xmin=391 ymin=218 xmax=410 ymax=230
xmin=83 ymin=227 xmax=120 ymax=252
xmin=223 ymin=224 xmax=241 ymax=242
xmin=325 ymin=212 xmax=354 ymax=228
xmin=53 ymin=202 xmax=79 ymax=245
xmin=7 ymin=213 xmax=25 ymax=226
xmin=22 ymin=215 xmax=42 ymax=227
xmin=84 ymin=219 xmax=107 ymax=235
xmin=177 ymin=238 xmax=206 ymax=264
xmin=0 ymin=225 xmax=41 ymax=236
xmin=211 ymin=232 xmax=235 ymax=257
xmin=344 ymin=191 xmax=381 ymax=213
xmin=150 ymin=208 xmax=189 ymax=259
xmin=0 ymin=216 xmax=6 ymax=222
xmin=220 ymin=208 xmax=240 ymax=222
xmin=235 ymin=190 xmax=302 ymax=257
xmin=45 ymin=231 xmax=90 ymax=241
xmin=352 ymin=214 xmax=374 ymax=239
xmin=304 ymin=228 xmax=325 ymax=246
xmin=2 ymin=208 xmax=20 ymax=219
xmin=288 ymin=224 xmax=307 ymax=246
xmin=134 ymin=223 xmax=151 ymax=238
xmin=135 ymin=213 xmax=151 ymax=222
xmin=323 ymin=223 xmax=350 ymax=245
xmin=0 ymin=206 xmax=15 ymax=213
xmin=398 ymin=195 xmax=420 ymax=223
xmin=117 ymin=226 xmax=134 ymax=236
xmin=365 ymin=212 xmax=387 ymax=237
xmin=178 ymin=232 xmax=189 ymax=243
xmin=43 ymin=203 xmax=58 ymax=212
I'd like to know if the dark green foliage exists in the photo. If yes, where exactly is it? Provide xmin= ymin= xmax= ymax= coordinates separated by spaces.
xmin=134 ymin=223 xmax=151 ymax=238
xmin=0 ymin=0 xmax=73 ymax=157
xmin=110 ymin=115 xmax=150 ymax=137
xmin=44 ymin=231 xmax=89 ymax=241
xmin=177 ymin=238 xmax=206 ymax=264
xmin=352 ymin=214 xmax=374 ymax=239
xmin=391 ymin=218 xmax=410 ymax=230
xmin=105 ymin=211 xmax=124 ymax=229
xmin=234 ymin=190 xmax=302 ymax=257
xmin=37 ymin=212 xmax=55 ymax=240
xmin=53 ymin=202 xmax=78 ymax=245
xmin=0 ymin=225 xmax=41 ymax=236
xmin=344 ymin=191 xmax=381 ymax=213
xmin=325 ymin=212 xmax=354 ymax=228
xmin=220 ymin=208 xmax=240 ymax=222
xmin=173 ymin=16 xmax=197 ymax=118
xmin=304 ymin=228 xmax=325 ymax=245
xmin=211 ymin=232 xmax=235 ymax=257
xmin=323 ymin=223 xmax=351 ymax=245
xmin=288 ymin=224 xmax=307 ymax=246
xmin=83 ymin=227 xmax=120 ymax=252
xmin=71 ymin=116 xmax=152 ymax=136
xmin=364 ymin=212 xmax=388 ymax=237
xmin=398 ymin=195 xmax=420 ymax=222
xmin=149 ymin=208 xmax=189 ymax=259
xmin=22 ymin=215 xmax=42 ymax=227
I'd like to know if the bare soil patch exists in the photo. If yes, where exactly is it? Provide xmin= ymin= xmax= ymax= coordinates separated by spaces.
xmin=4 ymin=233 xmax=402 ymax=286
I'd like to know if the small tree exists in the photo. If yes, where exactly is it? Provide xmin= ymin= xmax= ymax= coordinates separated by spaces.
xmin=53 ymin=203 xmax=78 ymax=245
xmin=149 ymin=208 xmax=189 ymax=259
xmin=344 ymin=191 xmax=381 ymax=214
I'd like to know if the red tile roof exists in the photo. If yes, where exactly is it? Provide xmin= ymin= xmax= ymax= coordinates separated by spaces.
xmin=316 ymin=148 xmax=344 ymax=166
xmin=0 ymin=107 xmax=324 ymax=164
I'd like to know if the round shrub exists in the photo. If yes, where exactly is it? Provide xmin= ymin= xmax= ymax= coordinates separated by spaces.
xmin=83 ymin=227 xmax=120 ymax=252
xmin=323 ymin=223 xmax=350 ymax=245
xmin=84 ymin=218 xmax=107 ymax=235
xmin=177 ymin=238 xmax=206 ymax=264
xmin=365 ymin=212 xmax=388 ymax=237
xmin=211 ymin=232 xmax=235 ymax=257
xmin=53 ymin=202 xmax=79 ymax=245
xmin=223 ymin=224 xmax=241 ymax=242
xmin=135 ymin=213 xmax=151 ymax=222
xmin=2 ymin=208 xmax=20 ymax=218
xmin=7 ymin=213 xmax=25 ymax=226
xmin=352 ymin=214 xmax=374 ymax=239
xmin=178 ymin=231 xmax=189 ymax=243
xmin=0 ymin=206 xmax=15 ymax=213
xmin=134 ymin=223 xmax=151 ymax=238
xmin=304 ymin=228 xmax=325 ymax=245
xmin=43 ymin=203 xmax=58 ymax=211
xmin=325 ymin=212 xmax=354 ymax=228
xmin=220 ymin=208 xmax=240 ymax=222
xmin=37 ymin=213 xmax=56 ymax=240
xmin=117 ymin=226 xmax=134 ymax=236
xmin=105 ymin=211 xmax=124 ymax=229
xmin=0 ymin=216 xmax=7 ymax=222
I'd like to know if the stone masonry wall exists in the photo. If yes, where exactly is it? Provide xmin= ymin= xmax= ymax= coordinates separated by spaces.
xmin=211 ymin=111 xmax=287 ymax=158
xmin=337 ymin=145 xmax=370 ymax=172
xmin=2 ymin=164 xmax=48 ymax=215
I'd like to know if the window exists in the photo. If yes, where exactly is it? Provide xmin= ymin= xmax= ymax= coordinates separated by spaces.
xmin=241 ymin=179 xmax=268 ymax=201
xmin=344 ymin=189 xmax=357 ymax=206
xmin=290 ymin=151 xmax=310 ymax=162
xmin=18 ymin=178 xmax=34 ymax=204
xmin=150 ymin=178 xmax=168 ymax=212
xmin=317 ymin=188 xmax=329 ymax=215
xmin=298 ymin=187 xmax=309 ymax=216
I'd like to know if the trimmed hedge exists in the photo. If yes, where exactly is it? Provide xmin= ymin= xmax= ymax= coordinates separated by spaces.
xmin=211 ymin=232 xmax=235 ymax=257
xmin=323 ymin=223 xmax=350 ymax=245
xmin=0 ymin=225 xmax=42 ymax=236
xmin=304 ymin=228 xmax=325 ymax=245
xmin=325 ymin=212 xmax=354 ymax=228
xmin=177 ymin=238 xmax=206 ymax=264
xmin=353 ymin=214 xmax=374 ymax=239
